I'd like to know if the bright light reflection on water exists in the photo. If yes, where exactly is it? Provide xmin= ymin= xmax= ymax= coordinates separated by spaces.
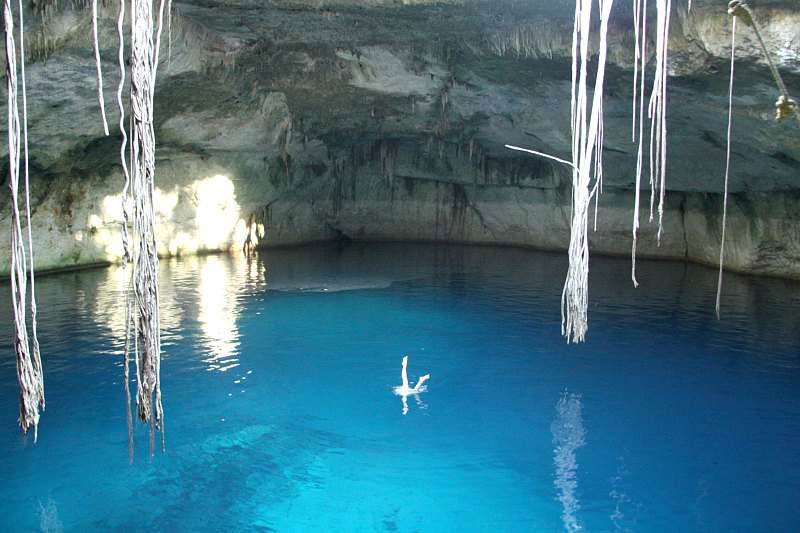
xmin=1 ymin=243 xmax=799 ymax=532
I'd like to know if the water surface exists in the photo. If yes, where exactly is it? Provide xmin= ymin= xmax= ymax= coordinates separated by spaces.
xmin=1 ymin=244 xmax=799 ymax=532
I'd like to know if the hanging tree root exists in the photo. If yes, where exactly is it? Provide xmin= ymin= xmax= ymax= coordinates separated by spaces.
xmin=5 ymin=0 xmax=45 ymax=438
xmin=121 ymin=0 xmax=168 ymax=456
xmin=560 ymin=0 xmax=615 ymax=344
xmin=92 ymin=0 xmax=110 ymax=135
xmin=716 ymin=14 xmax=737 ymax=319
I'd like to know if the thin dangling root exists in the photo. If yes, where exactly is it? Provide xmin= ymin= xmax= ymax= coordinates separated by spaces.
xmin=716 ymin=15 xmax=737 ymax=319
xmin=630 ymin=0 xmax=648 ymax=287
xmin=92 ymin=0 xmax=110 ymax=135
xmin=648 ymin=0 xmax=671 ymax=242
xmin=5 ymin=0 xmax=45 ymax=439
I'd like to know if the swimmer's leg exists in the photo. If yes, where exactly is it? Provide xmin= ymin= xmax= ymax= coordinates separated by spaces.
xmin=401 ymin=356 xmax=409 ymax=390
xmin=413 ymin=374 xmax=430 ymax=392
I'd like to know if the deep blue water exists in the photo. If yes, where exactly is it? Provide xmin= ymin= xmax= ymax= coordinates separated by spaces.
xmin=1 ymin=244 xmax=799 ymax=532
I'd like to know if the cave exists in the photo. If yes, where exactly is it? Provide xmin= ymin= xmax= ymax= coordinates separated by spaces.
xmin=1 ymin=0 xmax=799 ymax=531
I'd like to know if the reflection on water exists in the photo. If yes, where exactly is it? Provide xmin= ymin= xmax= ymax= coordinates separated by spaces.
xmin=0 ymin=243 xmax=799 ymax=532
xmin=609 ymin=456 xmax=635 ymax=532
xmin=552 ymin=392 xmax=586 ymax=533
xmin=91 ymin=267 xmax=129 ymax=343
xmin=194 ymin=253 xmax=266 ymax=376
xmin=27 ymin=252 xmax=269 ymax=388
xmin=81 ymin=261 xmax=185 ymax=357
xmin=37 ymin=497 xmax=63 ymax=533
xmin=197 ymin=255 xmax=242 ymax=372
xmin=40 ymin=241 xmax=800 ymax=370
xmin=396 ymin=388 xmax=428 ymax=417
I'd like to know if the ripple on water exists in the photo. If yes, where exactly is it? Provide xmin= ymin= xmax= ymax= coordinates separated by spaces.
xmin=0 ymin=243 xmax=799 ymax=532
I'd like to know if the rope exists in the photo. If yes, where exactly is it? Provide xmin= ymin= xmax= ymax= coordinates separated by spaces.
xmin=717 ymin=16 xmax=736 ymax=319
xmin=728 ymin=1 xmax=800 ymax=125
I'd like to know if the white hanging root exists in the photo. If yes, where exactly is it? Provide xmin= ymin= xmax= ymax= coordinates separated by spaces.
xmin=631 ymin=0 xmax=673 ymax=284
xmin=648 ymin=0 xmax=671 ymax=241
xmin=19 ymin=0 xmax=44 ymax=431
xmin=124 ymin=286 xmax=134 ymax=463
xmin=124 ymin=0 xmax=168 ymax=455
xmin=504 ymin=145 xmax=575 ymax=169
xmin=92 ymin=0 xmax=110 ymax=135
xmin=716 ymin=16 xmax=736 ymax=319
xmin=5 ymin=0 xmax=45 ymax=438
xmin=153 ymin=0 xmax=168 ymax=85
xmin=561 ymin=0 xmax=614 ymax=343
xmin=505 ymin=0 xmax=613 ymax=342
xmin=117 ymin=0 xmax=130 ymax=263
xmin=631 ymin=0 xmax=648 ymax=287
xmin=593 ymin=84 xmax=604 ymax=232
xmin=167 ymin=0 xmax=172 ymax=66
xmin=632 ymin=0 xmax=640 ymax=142
xmin=114 ymin=0 xmax=135 ymax=462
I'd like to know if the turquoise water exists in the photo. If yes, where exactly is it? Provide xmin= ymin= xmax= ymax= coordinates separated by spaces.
xmin=1 ymin=244 xmax=799 ymax=532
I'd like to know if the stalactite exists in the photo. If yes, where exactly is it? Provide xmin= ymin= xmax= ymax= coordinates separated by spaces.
xmin=5 ymin=0 xmax=45 ymax=438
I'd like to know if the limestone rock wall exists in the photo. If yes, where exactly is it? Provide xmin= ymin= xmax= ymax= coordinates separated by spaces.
xmin=0 ymin=0 xmax=798 ymax=277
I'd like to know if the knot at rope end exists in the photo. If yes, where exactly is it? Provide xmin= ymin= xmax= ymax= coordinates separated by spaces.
xmin=775 ymin=95 xmax=798 ymax=122
xmin=727 ymin=1 xmax=754 ymax=28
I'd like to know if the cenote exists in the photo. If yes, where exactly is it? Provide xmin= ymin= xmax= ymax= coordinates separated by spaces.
xmin=2 ymin=244 xmax=800 ymax=532
xmin=3 ymin=0 xmax=800 ymax=531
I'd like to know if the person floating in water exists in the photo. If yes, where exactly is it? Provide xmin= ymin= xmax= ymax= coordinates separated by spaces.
xmin=393 ymin=356 xmax=429 ymax=415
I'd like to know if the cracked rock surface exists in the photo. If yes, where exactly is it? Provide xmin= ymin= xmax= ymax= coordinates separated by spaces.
xmin=1 ymin=0 xmax=798 ymax=278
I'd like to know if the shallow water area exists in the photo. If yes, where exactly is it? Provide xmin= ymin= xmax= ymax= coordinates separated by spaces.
xmin=1 ymin=243 xmax=799 ymax=532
